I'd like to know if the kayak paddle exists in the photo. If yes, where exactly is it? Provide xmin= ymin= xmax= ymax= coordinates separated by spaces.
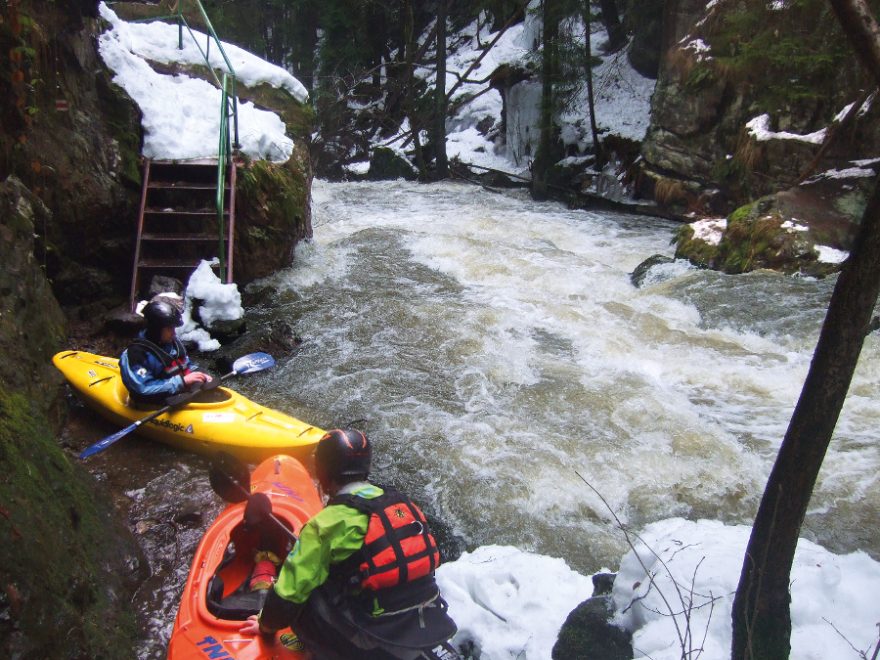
xmin=78 ymin=352 xmax=276 ymax=460
xmin=209 ymin=450 xmax=253 ymax=503
xmin=209 ymin=450 xmax=298 ymax=542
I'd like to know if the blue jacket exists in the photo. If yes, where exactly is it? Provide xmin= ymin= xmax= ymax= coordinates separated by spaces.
xmin=119 ymin=331 xmax=196 ymax=403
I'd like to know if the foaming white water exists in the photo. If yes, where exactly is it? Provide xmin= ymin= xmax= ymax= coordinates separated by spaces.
xmin=256 ymin=180 xmax=880 ymax=569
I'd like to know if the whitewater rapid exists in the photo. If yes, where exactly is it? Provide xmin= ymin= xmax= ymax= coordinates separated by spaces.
xmin=249 ymin=179 xmax=879 ymax=571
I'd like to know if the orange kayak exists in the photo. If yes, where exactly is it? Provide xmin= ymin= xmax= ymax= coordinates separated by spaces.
xmin=167 ymin=455 xmax=323 ymax=659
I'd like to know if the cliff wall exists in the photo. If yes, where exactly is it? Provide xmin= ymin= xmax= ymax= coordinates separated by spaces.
xmin=640 ymin=0 xmax=879 ymax=216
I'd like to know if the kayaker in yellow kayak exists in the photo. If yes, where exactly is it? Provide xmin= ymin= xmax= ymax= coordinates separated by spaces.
xmin=240 ymin=429 xmax=460 ymax=660
xmin=118 ymin=298 xmax=211 ymax=405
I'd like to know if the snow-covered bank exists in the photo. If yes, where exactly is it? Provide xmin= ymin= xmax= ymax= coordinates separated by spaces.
xmin=377 ymin=2 xmax=655 ymax=178
xmin=437 ymin=519 xmax=880 ymax=659
xmin=97 ymin=2 xmax=303 ymax=161
xmin=614 ymin=519 xmax=880 ymax=660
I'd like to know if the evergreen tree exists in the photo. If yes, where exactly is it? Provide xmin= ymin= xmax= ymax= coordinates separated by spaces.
xmin=531 ymin=0 xmax=564 ymax=200
xmin=435 ymin=0 xmax=449 ymax=178
xmin=581 ymin=1 xmax=603 ymax=167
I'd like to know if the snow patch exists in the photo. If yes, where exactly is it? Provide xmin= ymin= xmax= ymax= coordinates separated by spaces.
xmin=746 ymin=114 xmax=827 ymax=145
xmin=178 ymin=260 xmax=243 ymax=351
xmin=781 ymin=220 xmax=808 ymax=232
xmin=343 ymin=161 xmax=371 ymax=176
xmin=690 ymin=218 xmax=727 ymax=246
xmin=816 ymin=245 xmax=849 ymax=264
xmin=98 ymin=3 xmax=307 ymax=102
xmin=812 ymin=166 xmax=878 ymax=180
xmin=97 ymin=2 xmax=297 ymax=161
xmin=436 ymin=545 xmax=594 ymax=659
xmin=682 ymin=38 xmax=712 ymax=61
xmin=613 ymin=518 xmax=880 ymax=660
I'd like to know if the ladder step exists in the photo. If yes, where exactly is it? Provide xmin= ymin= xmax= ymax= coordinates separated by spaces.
xmin=138 ymin=258 xmax=220 ymax=269
xmin=144 ymin=208 xmax=228 ymax=216
xmin=141 ymin=233 xmax=219 ymax=242
xmin=131 ymin=158 xmax=237 ymax=310
xmin=148 ymin=181 xmax=231 ymax=191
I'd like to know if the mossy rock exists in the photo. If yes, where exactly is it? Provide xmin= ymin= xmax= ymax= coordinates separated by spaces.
xmin=674 ymin=224 xmax=721 ymax=269
xmin=0 ymin=388 xmax=143 ymax=659
xmin=704 ymin=196 xmax=842 ymax=276
xmin=675 ymin=186 xmax=857 ymax=277
xmin=0 ymin=177 xmax=67 ymax=394
xmin=234 ymin=158 xmax=311 ymax=283
xmin=96 ymin=72 xmax=144 ymax=189
xmin=368 ymin=147 xmax=417 ymax=181
xmin=642 ymin=0 xmax=880 ymax=209
xmin=0 ymin=176 xmax=142 ymax=658
xmin=240 ymin=81 xmax=315 ymax=138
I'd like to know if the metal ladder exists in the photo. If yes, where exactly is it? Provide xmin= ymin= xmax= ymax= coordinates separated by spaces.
xmin=129 ymin=158 xmax=236 ymax=310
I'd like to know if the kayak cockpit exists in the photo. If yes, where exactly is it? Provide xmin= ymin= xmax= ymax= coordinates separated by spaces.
xmin=112 ymin=377 xmax=233 ymax=409
xmin=206 ymin=499 xmax=296 ymax=621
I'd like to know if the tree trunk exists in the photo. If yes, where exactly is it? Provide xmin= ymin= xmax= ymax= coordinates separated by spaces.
xmin=366 ymin=3 xmax=388 ymax=89
xmin=434 ymin=0 xmax=449 ymax=178
xmin=402 ymin=0 xmax=426 ymax=178
xmin=731 ymin=3 xmax=880 ymax=658
xmin=582 ymin=2 xmax=603 ymax=168
xmin=598 ymin=0 xmax=626 ymax=52
xmin=290 ymin=0 xmax=319 ymax=91
xmin=531 ymin=0 xmax=562 ymax=200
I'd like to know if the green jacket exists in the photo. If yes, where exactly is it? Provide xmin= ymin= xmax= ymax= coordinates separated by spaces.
xmin=258 ymin=482 xmax=383 ymax=629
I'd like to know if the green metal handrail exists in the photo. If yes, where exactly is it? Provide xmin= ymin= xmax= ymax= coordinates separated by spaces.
xmin=133 ymin=2 xmax=240 ymax=147
xmin=181 ymin=1 xmax=237 ymax=282
xmin=217 ymin=73 xmax=231 ymax=282
xmin=174 ymin=0 xmax=240 ymax=149
xmin=135 ymin=0 xmax=238 ymax=282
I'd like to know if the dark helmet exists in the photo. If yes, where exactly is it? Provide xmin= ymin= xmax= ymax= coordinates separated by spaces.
xmin=143 ymin=299 xmax=183 ymax=330
xmin=315 ymin=429 xmax=371 ymax=481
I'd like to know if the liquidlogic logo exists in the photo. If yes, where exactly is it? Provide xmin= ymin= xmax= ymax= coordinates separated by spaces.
xmin=149 ymin=418 xmax=194 ymax=434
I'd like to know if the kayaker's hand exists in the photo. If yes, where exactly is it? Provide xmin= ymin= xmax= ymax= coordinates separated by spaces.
xmin=201 ymin=374 xmax=221 ymax=390
xmin=240 ymin=615 xmax=262 ymax=636
xmin=183 ymin=371 xmax=210 ymax=388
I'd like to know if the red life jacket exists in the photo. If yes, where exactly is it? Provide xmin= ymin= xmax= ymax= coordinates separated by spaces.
xmin=332 ymin=487 xmax=440 ymax=592
xmin=130 ymin=337 xmax=192 ymax=378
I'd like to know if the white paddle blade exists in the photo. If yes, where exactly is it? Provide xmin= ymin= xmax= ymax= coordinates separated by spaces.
xmin=232 ymin=352 xmax=275 ymax=375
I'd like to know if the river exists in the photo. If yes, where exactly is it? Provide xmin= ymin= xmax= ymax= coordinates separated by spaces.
xmin=69 ymin=179 xmax=879 ymax=658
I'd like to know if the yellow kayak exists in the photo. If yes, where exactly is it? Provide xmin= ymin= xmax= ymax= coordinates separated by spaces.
xmin=52 ymin=350 xmax=325 ymax=462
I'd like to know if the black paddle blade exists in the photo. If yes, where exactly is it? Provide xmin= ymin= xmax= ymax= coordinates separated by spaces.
xmin=209 ymin=451 xmax=251 ymax=503
xmin=244 ymin=492 xmax=273 ymax=527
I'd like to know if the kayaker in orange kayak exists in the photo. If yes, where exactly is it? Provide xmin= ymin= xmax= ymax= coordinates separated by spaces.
xmin=240 ymin=429 xmax=460 ymax=659
xmin=118 ymin=298 xmax=211 ymax=404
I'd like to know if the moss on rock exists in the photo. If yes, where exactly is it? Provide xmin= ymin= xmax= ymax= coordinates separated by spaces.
xmin=0 ymin=388 xmax=142 ymax=659
xmin=235 ymin=158 xmax=311 ymax=282
xmin=0 ymin=175 xmax=142 ymax=658
xmin=674 ymin=224 xmax=720 ymax=268
xmin=675 ymin=192 xmax=850 ymax=277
